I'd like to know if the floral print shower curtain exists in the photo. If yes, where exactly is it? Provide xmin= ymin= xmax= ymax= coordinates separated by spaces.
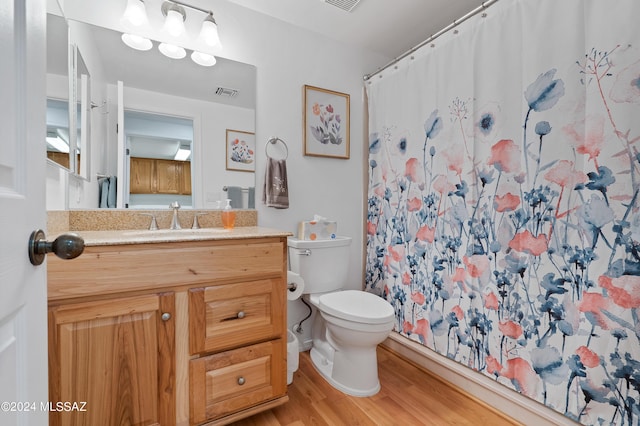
xmin=365 ymin=0 xmax=640 ymax=424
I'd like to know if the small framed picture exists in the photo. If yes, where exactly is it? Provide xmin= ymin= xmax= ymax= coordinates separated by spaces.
xmin=303 ymin=85 xmax=350 ymax=159
xmin=225 ymin=129 xmax=255 ymax=172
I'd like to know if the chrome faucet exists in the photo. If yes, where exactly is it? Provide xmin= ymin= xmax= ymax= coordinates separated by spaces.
xmin=139 ymin=213 xmax=159 ymax=230
xmin=191 ymin=213 xmax=207 ymax=229
xmin=169 ymin=201 xmax=181 ymax=230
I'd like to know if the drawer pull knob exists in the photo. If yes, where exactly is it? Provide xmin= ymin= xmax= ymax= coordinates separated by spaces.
xmin=237 ymin=377 xmax=246 ymax=386
xmin=237 ymin=311 xmax=245 ymax=319
xmin=161 ymin=313 xmax=171 ymax=321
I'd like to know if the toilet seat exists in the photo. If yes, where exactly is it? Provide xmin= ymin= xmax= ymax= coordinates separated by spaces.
xmin=318 ymin=290 xmax=394 ymax=324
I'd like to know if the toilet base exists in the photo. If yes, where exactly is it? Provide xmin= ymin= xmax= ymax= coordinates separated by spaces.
xmin=309 ymin=346 xmax=381 ymax=397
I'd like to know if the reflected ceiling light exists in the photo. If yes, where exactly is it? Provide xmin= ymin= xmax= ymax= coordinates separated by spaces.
xmin=174 ymin=146 xmax=191 ymax=161
xmin=46 ymin=134 xmax=70 ymax=153
xmin=199 ymin=13 xmax=220 ymax=47
xmin=121 ymin=33 xmax=152 ymax=51
xmin=162 ymin=2 xmax=186 ymax=37
xmin=120 ymin=0 xmax=220 ymax=66
xmin=122 ymin=0 xmax=148 ymax=27
xmin=191 ymin=51 xmax=217 ymax=67
xmin=158 ymin=42 xmax=186 ymax=59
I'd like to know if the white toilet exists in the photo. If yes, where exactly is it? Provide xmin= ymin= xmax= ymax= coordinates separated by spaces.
xmin=288 ymin=236 xmax=395 ymax=397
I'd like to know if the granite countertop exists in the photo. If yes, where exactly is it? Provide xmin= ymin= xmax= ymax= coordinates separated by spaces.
xmin=59 ymin=227 xmax=293 ymax=246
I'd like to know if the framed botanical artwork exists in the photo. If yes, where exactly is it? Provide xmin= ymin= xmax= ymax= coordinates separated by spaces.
xmin=303 ymin=85 xmax=350 ymax=159
xmin=225 ymin=129 xmax=255 ymax=172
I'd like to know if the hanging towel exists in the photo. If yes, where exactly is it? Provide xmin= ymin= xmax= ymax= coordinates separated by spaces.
xmin=226 ymin=186 xmax=243 ymax=208
xmin=99 ymin=178 xmax=109 ymax=208
xmin=248 ymin=187 xmax=255 ymax=209
xmin=262 ymin=158 xmax=289 ymax=209
xmin=98 ymin=176 xmax=117 ymax=208
xmin=107 ymin=176 xmax=117 ymax=208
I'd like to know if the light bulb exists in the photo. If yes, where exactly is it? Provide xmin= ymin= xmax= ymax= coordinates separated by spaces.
xmin=191 ymin=51 xmax=217 ymax=67
xmin=163 ymin=7 xmax=185 ymax=37
xmin=122 ymin=0 xmax=148 ymax=27
xmin=121 ymin=33 xmax=152 ymax=51
xmin=199 ymin=14 xmax=220 ymax=47
xmin=158 ymin=42 xmax=186 ymax=59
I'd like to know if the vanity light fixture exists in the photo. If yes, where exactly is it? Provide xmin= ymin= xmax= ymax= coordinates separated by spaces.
xmin=122 ymin=0 xmax=148 ymax=27
xmin=121 ymin=0 xmax=222 ymax=66
xmin=121 ymin=33 xmax=153 ymax=51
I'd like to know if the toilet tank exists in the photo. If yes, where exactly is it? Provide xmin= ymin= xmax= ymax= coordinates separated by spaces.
xmin=287 ymin=236 xmax=352 ymax=294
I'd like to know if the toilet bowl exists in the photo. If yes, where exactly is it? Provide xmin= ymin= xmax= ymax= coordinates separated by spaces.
xmin=288 ymin=237 xmax=395 ymax=397
xmin=308 ymin=290 xmax=394 ymax=396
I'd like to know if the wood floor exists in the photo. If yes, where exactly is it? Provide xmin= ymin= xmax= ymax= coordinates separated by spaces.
xmin=231 ymin=346 xmax=519 ymax=426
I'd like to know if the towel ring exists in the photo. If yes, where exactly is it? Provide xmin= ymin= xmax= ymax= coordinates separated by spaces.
xmin=265 ymin=137 xmax=288 ymax=160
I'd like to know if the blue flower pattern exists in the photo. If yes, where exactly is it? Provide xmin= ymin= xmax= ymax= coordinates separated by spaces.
xmin=366 ymin=43 xmax=640 ymax=425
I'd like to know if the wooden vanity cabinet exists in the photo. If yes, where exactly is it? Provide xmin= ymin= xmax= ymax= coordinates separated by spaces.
xmin=47 ymin=236 xmax=289 ymax=426
xmin=48 ymin=292 xmax=175 ymax=426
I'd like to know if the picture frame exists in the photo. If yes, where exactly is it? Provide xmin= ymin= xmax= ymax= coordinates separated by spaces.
xmin=303 ymin=85 xmax=350 ymax=159
xmin=225 ymin=129 xmax=255 ymax=172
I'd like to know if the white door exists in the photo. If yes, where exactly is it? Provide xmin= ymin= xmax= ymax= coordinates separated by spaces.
xmin=0 ymin=0 xmax=48 ymax=424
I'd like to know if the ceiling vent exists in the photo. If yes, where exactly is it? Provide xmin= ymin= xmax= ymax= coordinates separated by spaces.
xmin=323 ymin=0 xmax=361 ymax=12
xmin=215 ymin=87 xmax=238 ymax=97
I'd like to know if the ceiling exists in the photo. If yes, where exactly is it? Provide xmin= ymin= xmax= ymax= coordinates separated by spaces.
xmin=223 ymin=0 xmax=485 ymax=59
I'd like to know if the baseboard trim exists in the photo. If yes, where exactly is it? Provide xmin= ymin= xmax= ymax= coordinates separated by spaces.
xmin=381 ymin=332 xmax=575 ymax=426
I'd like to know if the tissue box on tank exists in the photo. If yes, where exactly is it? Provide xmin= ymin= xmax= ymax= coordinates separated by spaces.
xmin=297 ymin=221 xmax=337 ymax=240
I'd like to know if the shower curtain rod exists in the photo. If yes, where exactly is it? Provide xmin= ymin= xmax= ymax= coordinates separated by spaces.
xmin=363 ymin=0 xmax=499 ymax=81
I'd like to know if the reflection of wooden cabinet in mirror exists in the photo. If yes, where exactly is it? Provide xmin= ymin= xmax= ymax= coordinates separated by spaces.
xmin=130 ymin=157 xmax=192 ymax=195
xmin=46 ymin=152 xmax=80 ymax=171
xmin=47 ymin=152 xmax=71 ymax=169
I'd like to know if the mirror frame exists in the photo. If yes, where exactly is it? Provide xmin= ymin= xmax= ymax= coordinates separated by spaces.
xmin=46 ymin=9 xmax=73 ymax=173
xmin=68 ymin=37 xmax=91 ymax=180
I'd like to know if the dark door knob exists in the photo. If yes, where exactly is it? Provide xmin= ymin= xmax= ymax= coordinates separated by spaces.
xmin=28 ymin=229 xmax=85 ymax=266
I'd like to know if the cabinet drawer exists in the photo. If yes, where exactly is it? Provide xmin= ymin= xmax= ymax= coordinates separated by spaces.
xmin=189 ymin=339 xmax=286 ymax=424
xmin=189 ymin=279 xmax=285 ymax=354
xmin=48 ymin=239 xmax=285 ymax=301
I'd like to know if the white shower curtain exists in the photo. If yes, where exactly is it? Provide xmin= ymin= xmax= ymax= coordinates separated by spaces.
xmin=365 ymin=1 xmax=640 ymax=424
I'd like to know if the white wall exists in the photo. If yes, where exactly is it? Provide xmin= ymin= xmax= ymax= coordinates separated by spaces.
xmin=203 ymin=1 xmax=388 ymax=339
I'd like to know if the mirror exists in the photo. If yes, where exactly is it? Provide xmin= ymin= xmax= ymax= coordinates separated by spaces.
xmin=72 ymin=48 xmax=91 ymax=178
xmin=46 ymin=5 xmax=92 ymax=180
xmin=47 ymin=0 xmax=256 ymax=210
xmin=46 ymin=10 xmax=72 ymax=171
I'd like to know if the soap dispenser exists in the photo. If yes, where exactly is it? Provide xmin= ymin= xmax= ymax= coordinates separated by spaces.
xmin=221 ymin=199 xmax=235 ymax=229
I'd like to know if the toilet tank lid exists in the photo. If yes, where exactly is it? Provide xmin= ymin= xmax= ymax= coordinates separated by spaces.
xmin=287 ymin=236 xmax=352 ymax=248
xmin=319 ymin=290 xmax=394 ymax=324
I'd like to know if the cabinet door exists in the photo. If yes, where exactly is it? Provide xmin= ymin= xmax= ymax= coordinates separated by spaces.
xmin=181 ymin=161 xmax=192 ymax=195
xmin=156 ymin=159 xmax=181 ymax=194
xmin=130 ymin=157 xmax=154 ymax=194
xmin=48 ymin=293 xmax=175 ymax=426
